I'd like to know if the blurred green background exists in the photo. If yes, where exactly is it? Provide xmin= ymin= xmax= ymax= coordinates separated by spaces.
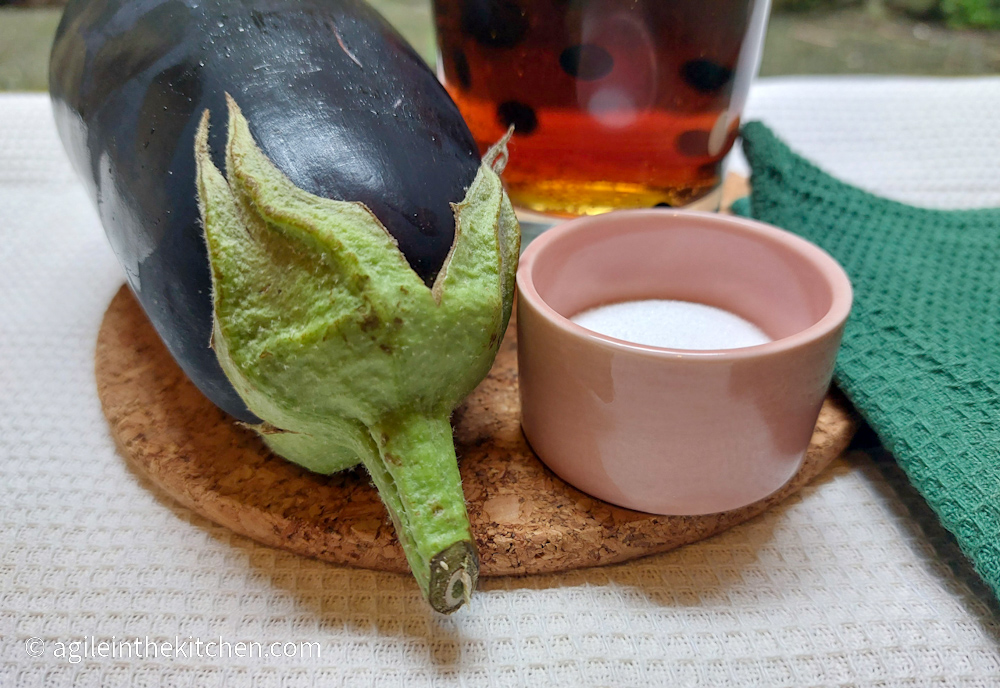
xmin=1 ymin=0 xmax=998 ymax=92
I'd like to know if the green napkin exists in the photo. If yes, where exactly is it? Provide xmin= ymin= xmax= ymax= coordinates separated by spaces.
xmin=733 ymin=122 xmax=1000 ymax=600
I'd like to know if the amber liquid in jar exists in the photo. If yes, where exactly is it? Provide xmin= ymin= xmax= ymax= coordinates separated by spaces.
xmin=434 ymin=0 xmax=770 ymax=215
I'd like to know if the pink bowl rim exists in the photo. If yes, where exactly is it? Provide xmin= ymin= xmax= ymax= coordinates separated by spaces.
xmin=516 ymin=209 xmax=853 ymax=361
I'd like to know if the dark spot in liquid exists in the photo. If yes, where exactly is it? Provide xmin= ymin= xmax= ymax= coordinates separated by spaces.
xmin=497 ymin=100 xmax=537 ymax=135
xmin=452 ymin=48 xmax=472 ymax=90
xmin=681 ymin=60 xmax=734 ymax=93
xmin=697 ymin=162 xmax=720 ymax=178
xmin=654 ymin=202 xmax=673 ymax=208
xmin=461 ymin=0 xmax=528 ymax=49
xmin=676 ymin=130 xmax=711 ymax=157
xmin=559 ymin=44 xmax=614 ymax=81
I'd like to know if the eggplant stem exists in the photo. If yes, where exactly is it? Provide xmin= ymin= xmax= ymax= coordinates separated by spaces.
xmin=365 ymin=412 xmax=478 ymax=613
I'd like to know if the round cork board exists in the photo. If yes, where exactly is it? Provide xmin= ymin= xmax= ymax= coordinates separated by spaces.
xmin=96 ymin=285 xmax=856 ymax=577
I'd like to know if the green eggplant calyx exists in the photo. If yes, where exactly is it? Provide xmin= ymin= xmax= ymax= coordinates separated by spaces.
xmin=194 ymin=94 xmax=518 ymax=613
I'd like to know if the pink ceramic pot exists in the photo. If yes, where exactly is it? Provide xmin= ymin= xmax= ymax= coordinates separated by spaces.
xmin=516 ymin=210 xmax=853 ymax=515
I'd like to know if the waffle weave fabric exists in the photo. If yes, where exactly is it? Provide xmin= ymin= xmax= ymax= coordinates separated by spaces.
xmin=5 ymin=83 xmax=1000 ymax=686
xmin=735 ymin=121 xmax=1000 ymax=602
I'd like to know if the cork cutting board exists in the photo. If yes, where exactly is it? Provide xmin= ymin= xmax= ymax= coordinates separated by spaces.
xmin=95 ymin=176 xmax=857 ymax=576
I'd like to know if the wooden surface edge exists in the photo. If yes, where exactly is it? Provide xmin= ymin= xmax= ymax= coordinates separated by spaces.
xmin=94 ymin=172 xmax=857 ymax=578
xmin=96 ymin=286 xmax=856 ymax=578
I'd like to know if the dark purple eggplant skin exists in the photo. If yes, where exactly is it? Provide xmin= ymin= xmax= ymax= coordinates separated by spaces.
xmin=49 ymin=0 xmax=481 ymax=422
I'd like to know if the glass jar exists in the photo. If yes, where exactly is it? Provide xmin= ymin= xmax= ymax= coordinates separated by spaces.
xmin=433 ymin=0 xmax=771 ymax=216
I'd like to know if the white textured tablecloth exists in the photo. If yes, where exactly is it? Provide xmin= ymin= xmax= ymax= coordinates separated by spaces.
xmin=3 ymin=78 xmax=1000 ymax=687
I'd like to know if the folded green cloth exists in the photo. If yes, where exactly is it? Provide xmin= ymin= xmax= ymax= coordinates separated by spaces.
xmin=734 ymin=122 xmax=1000 ymax=600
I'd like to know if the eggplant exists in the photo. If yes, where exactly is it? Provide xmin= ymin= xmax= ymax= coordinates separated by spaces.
xmin=50 ymin=0 xmax=519 ymax=613
xmin=49 ymin=0 xmax=481 ymax=422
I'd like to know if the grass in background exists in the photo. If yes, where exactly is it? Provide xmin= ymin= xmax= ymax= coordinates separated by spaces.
xmin=1 ymin=1 xmax=998 ymax=92
xmin=0 ymin=8 xmax=61 ymax=91
xmin=761 ymin=8 xmax=1000 ymax=75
